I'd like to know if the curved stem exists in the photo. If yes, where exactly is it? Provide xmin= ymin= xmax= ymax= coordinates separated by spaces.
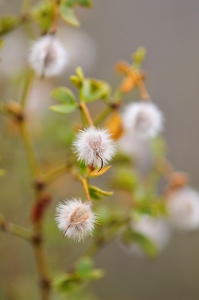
xmin=81 ymin=178 xmax=91 ymax=203
xmin=79 ymin=102 xmax=94 ymax=127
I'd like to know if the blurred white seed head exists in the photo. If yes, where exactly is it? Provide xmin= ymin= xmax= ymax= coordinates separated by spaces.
xmin=28 ymin=34 xmax=67 ymax=77
xmin=166 ymin=187 xmax=199 ymax=231
xmin=122 ymin=101 xmax=164 ymax=139
xmin=117 ymin=131 xmax=153 ymax=173
xmin=130 ymin=215 xmax=171 ymax=256
xmin=73 ymin=127 xmax=116 ymax=169
xmin=55 ymin=198 xmax=96 ymax=242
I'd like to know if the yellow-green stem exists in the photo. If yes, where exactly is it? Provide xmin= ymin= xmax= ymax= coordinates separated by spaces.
xmin=21 ymin=69 xmax=34 ymax=109
xmin=19 ymin=122 xmax=40 ymax=178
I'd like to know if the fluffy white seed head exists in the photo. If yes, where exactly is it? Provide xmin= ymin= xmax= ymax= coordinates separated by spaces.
xmin=73 ymin=127 xmax=116 ymax=169
xmin=122 ymin=101 xmax=164 ymax=139
xmin=130 ymin=215 xmax=171 ymax=256
xmin=55 ymin=198 xmax=96 ymax=242
xmin=166 ymin=187 xmax=199 ymax=231
xmin=28 ymin=34 xmax=67 ymax=77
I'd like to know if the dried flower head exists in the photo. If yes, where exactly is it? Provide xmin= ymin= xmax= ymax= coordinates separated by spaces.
xmin=166 ymin=187 xmax=199 ymax=231
xmin=73 ymin=127 xmax=116 ymax=171
xmin=122 ymin=101 xmax=164 ymax=139
xmin=28 ymin=34 xmax=67 ymax=77
xmin=55 ymin=198 xmax=96 ymax=242
xmin=130 ymin=215 xmax=171 ymax=256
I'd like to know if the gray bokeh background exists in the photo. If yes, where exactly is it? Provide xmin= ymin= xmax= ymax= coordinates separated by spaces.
xmin=82 ymin=1 xmax=199 ymax=299
xmin=1 ymin=1 xmax=199 ymax=300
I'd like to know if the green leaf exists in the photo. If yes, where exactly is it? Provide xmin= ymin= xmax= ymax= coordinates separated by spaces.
xmin=0 ymin=39 xmax=3 ymax=49
xmin=59 ymin=4 xmax=80 ymax=27
xmin=89 ymin=185 xmax=113 ymax=200
xmin=132 ymin=47 xmax=146 ymax=70
xmin=70 ymin=75 xmax=81 ymax=87
xmin=51 ymin=87 xmax=77 ymax=104
xmin=63 ymin=0 xmax=92 ymax=7
xmin=75 ymin=257 xmax=104 ymax=280
xmin=0 ymin=16 xmax=20 ymax=37
xmin=76 ymin=257 xmax=93 ymax=278
xmin=82 ymin=79 xmax=110 ymax=103
xmin=53 ymin=273 xmax=77 ymax=292
xmin=31 ymin=2 xmax=53 ymax=31
xmin=49 ymin=104 xmax=77 ymax=114
xmin=79 ymin=161 xmax=87 ymax=176
xmin=122 ymin=229 xmax=158 ymax=258
xmin=76 ymin=67 xmax=85 ymax=81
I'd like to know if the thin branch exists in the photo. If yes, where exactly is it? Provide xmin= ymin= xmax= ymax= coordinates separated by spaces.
xmin=0 ymin=212 xmax=32 ymax=241
xmin=79 ymin=102 xmax=94 ymax=127
xmin=19 ymin=121 xmax=41 ymax=178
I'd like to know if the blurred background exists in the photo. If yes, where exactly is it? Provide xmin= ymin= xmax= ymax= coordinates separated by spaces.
xmin=1 ymin=0 xmax=199 ymax=299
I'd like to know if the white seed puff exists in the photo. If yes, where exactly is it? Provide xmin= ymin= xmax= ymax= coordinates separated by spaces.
xmin=166 ymin=187 xmax=199 ymax=231
xmin=28 ymin=34 xmax=67 ymax=77
xmin=130 ymin=215 xmax=171 ymax=256
xmin=73 ymin=127 xmax=116 ymax=169
xmin=122 ymin=101 xmax=164 ymax=139
xmin=55 ymin=198 xmax=96 ymax=242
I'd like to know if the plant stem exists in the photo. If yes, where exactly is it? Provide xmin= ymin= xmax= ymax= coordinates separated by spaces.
xmin=81 ymin=178 xmax=91 ymax=203
xmin=43 ymin=163 xmax=69 ymax=185
xmin=94 ymin=106 xmax=112 ymax=126
xmin=33 ymin=235 xmax=51 ymax=300
xmin=19 ymin=121 xmax=40 ymax=179
xmin=21 ymin=69 xmax=34 ymax=109
xmin=0 ymin=212 xmax=32 ymax=241
xmin=79 ymin=102 xmax=94 ymax=127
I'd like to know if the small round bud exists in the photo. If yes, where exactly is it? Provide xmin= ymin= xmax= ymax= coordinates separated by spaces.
xmin=122 ymin=101 xmax=164 ymax=139
xmin=55 ymin=198 xmax=96 ymax=242
xmin=28 ymin=34 xmax=67 ymax=77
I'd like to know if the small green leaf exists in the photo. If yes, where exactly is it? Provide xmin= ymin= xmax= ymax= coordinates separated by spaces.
xmin=70 ymin=75 xmax=81 ymax=87
xmin=122 ymin=229 xmax=158 ymax=258
xmin=75 ymin=257 xmax=104 ymax=280
xmin=0 ymin=16 xmax=20 ymax=37
xmin=59 ymin=4 xmax=80 ymax=27
xmin=51 ymin=87 xmax=77 ymax=104
xmin=31 ymin=2 xmax=53 ymax=31
xmin=76 ymin=257 xmax=93 ymax=278
xmin=82 ymin=79 xmax=110 ymax=103
xmin=49 ymin=104 xmax=77 ymax=114
xmin=53 ymin=273 xmax=76 ymax=292
xmin=89 ymin=185 xmax=113 ymax=200
xmin=79 ymin=161 xmax=87 ymax=176
xmin=132 ymin=47 xmax=146 ymax=70
xmin=76 ymin=67 xmax=85 ymax=81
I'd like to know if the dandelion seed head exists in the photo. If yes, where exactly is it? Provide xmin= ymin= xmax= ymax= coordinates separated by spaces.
xmin=130 ymin=216 xmax=171 ymax=256
xmin=167 ymin=187 xmax=199 ymax=231
xmin=122 ymin=101 xmax=164 ymax=139
xmin=28 ymin=34 xmax=68 ymax=77
xmin=55 ymin=198 xmax=96 ymax=242
xmin=73 ymin=127 xmax=116 ymax=168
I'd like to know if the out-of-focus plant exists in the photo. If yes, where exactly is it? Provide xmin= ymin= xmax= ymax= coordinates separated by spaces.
xmin=0 ymin=1 xmax=199 ymax=300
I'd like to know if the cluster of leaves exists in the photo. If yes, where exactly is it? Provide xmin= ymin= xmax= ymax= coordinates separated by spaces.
xmin=0 ymin=0 xmax=92 ymax=37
